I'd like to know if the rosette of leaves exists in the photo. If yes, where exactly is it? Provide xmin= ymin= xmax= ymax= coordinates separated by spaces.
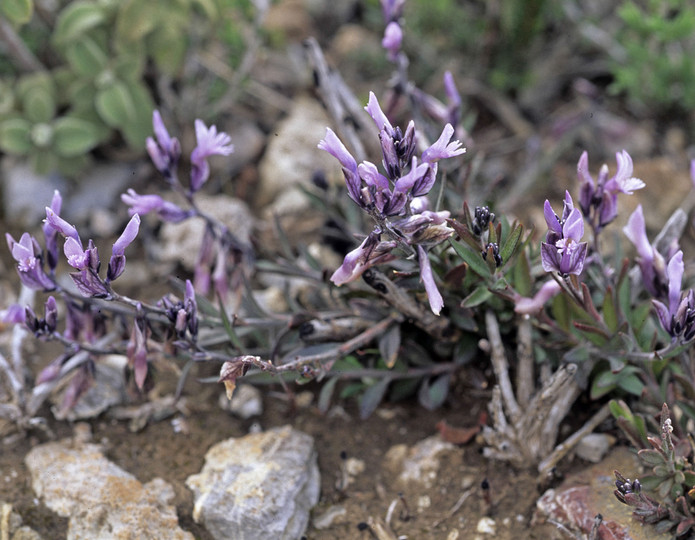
xmin=0 ymin=73 xmax=102 ymax=175
xmin=52 ymin=1 xmax=154 ymax=149
xmin=614 ymin=403 xmax=695 ymax=536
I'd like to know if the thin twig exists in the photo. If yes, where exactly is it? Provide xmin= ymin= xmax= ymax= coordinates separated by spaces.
xmin=485 ymin=310 xmax=520 ymax=422
xmin=516 ymin=315 xmax=534 ymax=408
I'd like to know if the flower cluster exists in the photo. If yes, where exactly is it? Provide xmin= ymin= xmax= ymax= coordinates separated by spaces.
xmin=540 ymin=191 xmax=587 ymax=276
xmin=319 ymin=92 xmax=464 ymax=314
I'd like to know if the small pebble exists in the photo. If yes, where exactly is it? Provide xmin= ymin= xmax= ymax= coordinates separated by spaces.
xmin=476 ymin=517 xmax=496 ymax=535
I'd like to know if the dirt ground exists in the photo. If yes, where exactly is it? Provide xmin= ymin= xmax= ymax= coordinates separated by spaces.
xmin=0 ymin=366 xmax=577 ymax=539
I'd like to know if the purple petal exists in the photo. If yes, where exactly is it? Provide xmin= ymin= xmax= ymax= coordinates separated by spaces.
xmin=667 ymin=251 xmax=684 ymax=316
xmin=358 ymin=161 xmax=390 ymax=191
xmin=562 ymin=208 xmax=584 ymax=242
xmin=623 ymin=205 xmax=653 ymax=262
xmin=364 ymin=92 xmax=393 ymax=134
xmin=112 ymin=214 xmax=140 ymax=257
xmin=563 ymin=241 xmax=587 ymax=275
xmin=418 ymin=245 xmax=443 ymax=315
xmin=515 ymin=280 xmax=562 ymax=315
xmin=318 ymin=128 xmax=358 ymax=172
xmin=421 ymin=124 xmax=465 ymax=163
xmin=541 ymin=242 xmax=562 ymax=273
xmin=45 ymin=207 xmax=81 ymax=244
xmin=394 ymin=158 xmax=430 ymax=194
xmin=652 ymin=299 xmax=672 ymax=334
xmin=543 ymin=200 xmax=562 ymax=235
xmin=152 ymin=110 xmax=173 ymax=153
xmin=443 ymin=71 xmax=461 ymax=108
xmin=64 ymin=237 xmax=88 ymax=270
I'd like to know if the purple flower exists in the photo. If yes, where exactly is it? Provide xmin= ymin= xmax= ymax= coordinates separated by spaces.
xmin=318 ymin=128 xmax=361 ymax=205
xmin=146 ymin=110 xmax=181 ymax=178
xmin=514 ymin=280 xmax=562 ymax=315
xmin=653 ymin=251 xmax=695 ymax=341
xmin=0 ymin=303 xmax=25 ymax=325
xmin=44 ymin=296 xmax=58 ymax=333
xmin=541 ymin=193 xmax=588 ymax=276
xmin=623 ymin=205 xmax=668 ymax=297
xmin=577 ymin=150 xmax=644 ymax=230
xmin=64 ymin=237 xmax=90 ymax=270
xmin=184 ymin=279 xmax=198 ymax=338
xmin=127 ymin=317 xmax=149 ymax=390
xmin=417 ymin=245 xmax=443 ymax=315
xmin=421 ymin=124 xmax=465 ymax=164
xmin=121 ymin=189 xmax=190 ymax=223
xmin=365 ymin=91 xmax=394 ymax=135
xmin=45 ymin=207 xmax=81 ymax=244
xmin=6 ymin=233 xmax=56 ymax=290
xmin=107 ymin=214 xmax=140 ymax=281
xmin=330 ymin=232 xmax=397 ymax=285
xmin=190 ymin=119 xmax=234 ymax=192
xmin=381 ymin=0 xmax=405 ymax=22
xmin=42 ymin=190 xmax=62 ymax=271
xmin=382 ymin=21 xmax=402 ymax=61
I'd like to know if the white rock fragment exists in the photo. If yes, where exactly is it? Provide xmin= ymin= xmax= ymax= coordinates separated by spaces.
xmin=312 ymin=505 xmax=347 ymax=530
xmin=219 ymin=384 xmax=263 ymax=419
xmin=384 ymin=436 xmax=455 ymax=488
xmin=25 ymin=440 xmax=191 ymax=540
xmin=476 ymin=517 xmax=496 ymax=534
xmin=186 ymin=425 xmax=320 ymax=540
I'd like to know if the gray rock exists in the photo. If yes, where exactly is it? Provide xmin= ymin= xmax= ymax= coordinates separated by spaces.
xmin=25 ymin=439 xmax=192 ymax=540
xmin=574 ymin=432 xmax=615 ymax=463
xmin=158 ymin=194 xmax=253 ymax=270
xmin=65 ymin=162 xmax=136 ymax=221
xmin=1 ymin=159 xmax=68 ymax=227
xmin=256 ymin=95 xmax=337 ymax=209
xmin=186 ymin=425 xmax=320 ymax=540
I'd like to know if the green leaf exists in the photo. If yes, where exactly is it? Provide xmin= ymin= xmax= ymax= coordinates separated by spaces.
xmin=192 ymin=0 xmax=218 ymax=19
xmin=318 ymin=377 xmax=338 ymax=414
xmin=617 ymin=373 xmax=644 ymax=396
xmin=602 ymin=286 xmax=619 ymax=333
xmin=216 ymin=296 xmax=244 ymax=352
xmin=512 ymin=251 xmax=532 ymax=297
xmin=65 ymin=37 xmax=108 ymax=76
xmin=0 ymin=0 xmax=33 ymax=25
xmin=117 ymin=81 xmax=153 ymax=147
xmin=449 ymin=238 xmax=490 ymax=278
xmin=52 ymin=117 xmax=99 ymax=156
xmin=500 ymin=223 xmax=523 ymax=263
xmin=95 ymin=81 xmax=135 ymax=127
xmin=53 ymin=1 xmax=106 ymax=46
xmin=0 ymin=118 xmax=32 ymax=154
xmin=461 ymin=284 xmax=492 ymax=308
xmin=359 ymin=377 xmax=390 ymax=419
xmin=115 ymin=0 xmax=157 ymax=42
xmin=637 ymin=448 xmax=666 ymax=467
xmin=417 ymin=374 xmax=450 ymax=410
xmin=378 ymin=324 xmax=400 ymax=369
xmin=638 ymin=474 xmax=663 ymax=492
xmin=591 ymin=370 xmax=617 ymax=399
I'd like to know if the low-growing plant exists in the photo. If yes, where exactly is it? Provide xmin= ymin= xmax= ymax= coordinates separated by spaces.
xmin=2 ymin=0 xmax=695 ymax=496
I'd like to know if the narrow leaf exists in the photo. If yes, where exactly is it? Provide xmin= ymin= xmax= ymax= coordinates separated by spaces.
xmin=449 ymin=238 xmax=490 ymax=278
xmin=359 ymin=377 xmax=390 ymax=419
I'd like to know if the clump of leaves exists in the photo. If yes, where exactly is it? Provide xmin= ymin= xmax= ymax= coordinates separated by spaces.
xmin=614 ymin=403 xmax=695 ymax=536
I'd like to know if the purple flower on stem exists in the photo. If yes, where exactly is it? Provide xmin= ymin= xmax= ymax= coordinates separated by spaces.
xmin=63 ymin=237 xmax=90 ymax=270
xmin=45 ymin=207 xmax=80 ymax=244
xmin=382 ymin=21 xmax=402 ymax=61
xmin=6 ymin=232 xmax=56 ymax=290
xmin=190 ymin=119 xmax=234 ymax=192
xmin=0 ymin=303 xmax=26 ymax=325
xmin=146 ymin=110 xmax=181 ymax=178
xmin=653 ymin=251 xmax=695 ymax=341
xmin=417 ymin=245 xmax=443 ymax=315
xmin=127 ymin=316 xmax=149 ymax=390
xmin=541 ymin=192 xmax=588 ymax=276
xmin=318 ymin=128 xmax=362 ymax=205
xmin=121 ymin=189 xmax=190 ymax=223
xmin=623 ymin=205 xmax=668 ymax=298
xmin=381 ymin=0 xmax=405 ymax=23
xmin=577 ymin=150 xmax=644 ymax=230
xmin=421 ymin=124 xmax=465 ymax=164
xmin=107 ymin=214 xmax=140 ymax=281
xmin=330 ymin=232 xmax=397 ymax=285
xmin=42 ymin=190 xmax=62 ymax=271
